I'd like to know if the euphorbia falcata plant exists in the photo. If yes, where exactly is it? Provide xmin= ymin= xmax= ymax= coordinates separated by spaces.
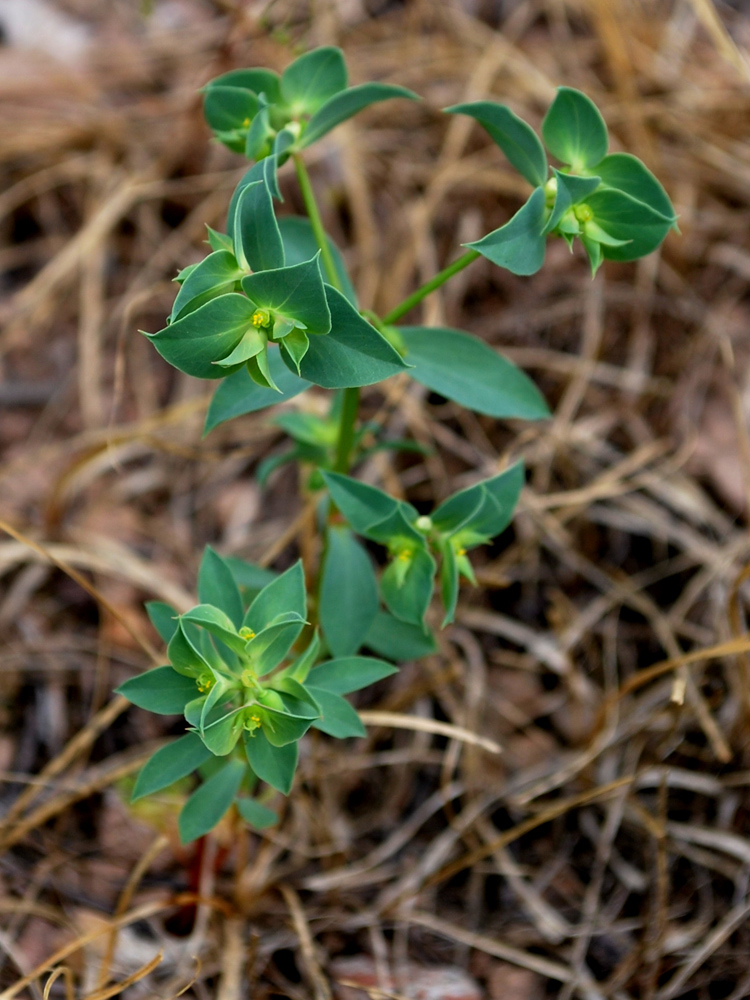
xmin=117 ymin=47 xmax=676 ymax=844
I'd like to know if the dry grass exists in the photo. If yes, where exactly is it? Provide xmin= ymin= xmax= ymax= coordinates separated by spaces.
xmin=2 ymin=0 xmax=750 ymax=997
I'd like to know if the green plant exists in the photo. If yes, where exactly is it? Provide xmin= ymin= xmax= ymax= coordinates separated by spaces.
xmin=118 ymin=47 xmax=676 ymax=843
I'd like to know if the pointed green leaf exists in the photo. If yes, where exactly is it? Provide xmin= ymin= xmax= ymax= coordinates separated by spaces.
xmin=319 ymin=526 xmax=379 ymax=657
xmin=543 ymin=169 xmax=601 ymax=235
xmin=295 ymin=286 xmax=409 ymax=388
xmin=198 ymin=547 xmax=244 ymax=628
xmin=244 ymin=730 xmax=298 ymax=794
xmin=400 ymin=326 xmax=548 ymax=420
xmin=167 ymin=624 xmax=208 ymax=677
xmin=132 ymin=733 xmax=212 ymax=802
xmin=280 ymin=47 xmax=347 ymax=115
xmin=204 ymin=68 xmax=281 ymax=104
xmin=245 ymin=104 xmax=273 ymax=160
xmin=542 ymin=87 xmax=608 ymax=171
xmin=204 ymin=353 xmax=310 ymax=434
xmin=381 ymin=547 xmax=436 ymax=626
xmin=146 ymin=601 xmax=179 ymax=645
xmin=446 ymin=101 xmax=547 ymax=188
xmin=203 ymin=86 xmax=259 ymax=134
xmin=593 ymin=152 xmax=677 ymax=227
xmin=170 ymin=250 xmax=244 ymax=322
xmin=245 ymin=560 xmax=306 ymax=632
xmin=433 ymin=463 xmax=524 ymax=539
xmin=224 ymin=558 xmax=277 ymax=598
xmin=233 ymin=180 xmax=284 ymax=273
xmin=580 ymin=231 xmax=603 ymax=275
xmin=321 ymin=471 xmax=403 ymax=537
xmin=116 ymin=666 xmax=197 ymax=715
xmin=302 ymin=82 xmax=419 ymax=147
xmin=214 ymin=328 xmax=266 ymax=368
xmin=241 ymin=255 xmax=330 ymax=335
xmin=199 ymin=707 xmax=245 ymax=756
xmin=287 ymin=629 xmax=322 ymax=683
xmin=181 ymin=604 xmax=245 ymax=653
xmin=439 ymin=541 xmax=460 ymax=626
xmin=466 ymin=187 xmax=547 ymax=276
xmin=178 ymin=759 xmax=245 ymax=843
xmin=365 ymin=611 xmax=437 ymax=661
xmin=308 ymin=656 xmax=397 ymax=694
xmin=206 ymin=227 xmax=234 ymax=253
xmin=145 ymin=293 xmax=254 ymax=380
xmin=256 ymin=704 xmax=313 ymax=746
xmin=246 ymin=618 xmax=306 ymax=676
xmin=279 ymin=329 xmax=309 ymax=374
xmin=586 ymin=187 xmax=673 ymax=261
xmin=236 ymin=797 xmax=278 ymax=829
xmin=307 ymin=687 xmax=366 ymax=738
xmin=278 ymin=216 xmax=357 ymax=306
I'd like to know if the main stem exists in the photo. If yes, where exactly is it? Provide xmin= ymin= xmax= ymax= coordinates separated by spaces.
xmin=293 ymin=152 xmax=359 ymax=474
xmin=382 ymin=249 xmax=480 ymax=326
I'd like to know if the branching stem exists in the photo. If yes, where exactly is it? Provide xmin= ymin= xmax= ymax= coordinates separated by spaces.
xmin=382 ymin=249 xmax=480 ymax=326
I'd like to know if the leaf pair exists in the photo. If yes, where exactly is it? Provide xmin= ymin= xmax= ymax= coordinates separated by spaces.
xmin=450 ymin=87 xmax=677 ymax=275
xmin=203 ymin=47 xmax=418 ymax=159
xmin=321 ymin=463 xmax=524 ymax=627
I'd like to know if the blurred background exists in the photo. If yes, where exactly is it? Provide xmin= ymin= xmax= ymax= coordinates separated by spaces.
xmin=2 ymin=1 xmax=750 ymax=997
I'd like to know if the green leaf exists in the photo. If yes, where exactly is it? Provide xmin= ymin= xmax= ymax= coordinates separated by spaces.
xmin=270 ymin=676 xmax=321 ymax=715
xmin=439 ymin=541 xmax=460 ymax=627
xmin=307 ymin=687 xmax=365 ymax=738
xmin=206 ymin=227 xmax=234 ymax=253
xmin=170 ymin=250 xmax=244 ymax=322
xmin=433 ymin=462 xmax=524 ymax=540
xmin=446 ymin=101 xmax=547 ymax=188
xmin=233 ymin=180 xmax=284 ymax=273
xmin=581 ymin=230 xmax=603 ymax=275
xmin=365 ymin=611 xmax=437 ymax=661
xmin=246 ymin=618 xmax=306 ymax=676
xmin=245 ymin=104 xmax=273 ymax=160
xmin=321 ymin=471 xmax=406 ymax=537
xmin=241 ymin=255 xmax=331 ymax=335
xmin=145 ymin=601 xmax=179 ymax=645
xmin=116 ymin=666 xmax=197 ymax=715
xmin=593 ymin=152 xmax=677 ymax=227
xmin=178 ymin=759 xmax=245 ymax=843
xmin=256 ymin=703 xmax=314 ymax=746
xmin=319 ymin=526 xmax=379 ymax=657
xmin=296 ymin=286 xmax=409 ymax=388
xmin=132 ymin=733 xmax=212 ymax=802
xmin=199 ymin=707 xmax=245 ymax=756
xmin=181 ymin=604 xmax=245 ymax=653
xmin=145 ymin=293 xmax=254 ymax=380
xmin=466 ymin=187 xmax=547 ymax=276
xmin=542 ymin=87 xmax=608 ymax=171
xmin=203 ymin=86 xmax=259 ymax=134
xmin=302 ymin=82 xmax=419 ymax=147
xmin=213 ymin=328 xmax=266 ymax=368
xmin=400 ymin=326 xmax=549 ymax=420
xmin=167 ymin=623 xmax=208 ymax=677
xmin=543 ymin=169 xmax=601 ymax=235
xmin=204 ymin=354 xmax=310 ymax=434
xmin=244 ymin=730 xmax=297 ymax=794
xmin=198 ymin=547 xmax=244 ymax=628
xmin=586 ymin=187 xmax=673 ymax=261
xmin=204 ymin=68 xmax=281 ymax=105
xmin=380 ymin=546 xmax=436 ymax=626
xmin=280 ymin=329 xmax=310 ymax=374
xmin=236 ymin=797 xmax=278 ymax=829
xmin=278 ymin=216 xmax=357 ymax=306
xmin=280 ymin=47 xmax=347 ymax=115
xmin=308 ymin=656 xmax=397 ymax=694
xmin=245 ymin=560 xmax=306 ymax=632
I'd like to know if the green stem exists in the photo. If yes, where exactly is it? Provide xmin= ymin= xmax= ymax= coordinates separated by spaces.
xmin=334 ymin=387 xmax=360 ymax=473
xmin=382 ymin=249 xmax=480 ymax=326
xmin=292 ymin=152 xmax=342 ymax=292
